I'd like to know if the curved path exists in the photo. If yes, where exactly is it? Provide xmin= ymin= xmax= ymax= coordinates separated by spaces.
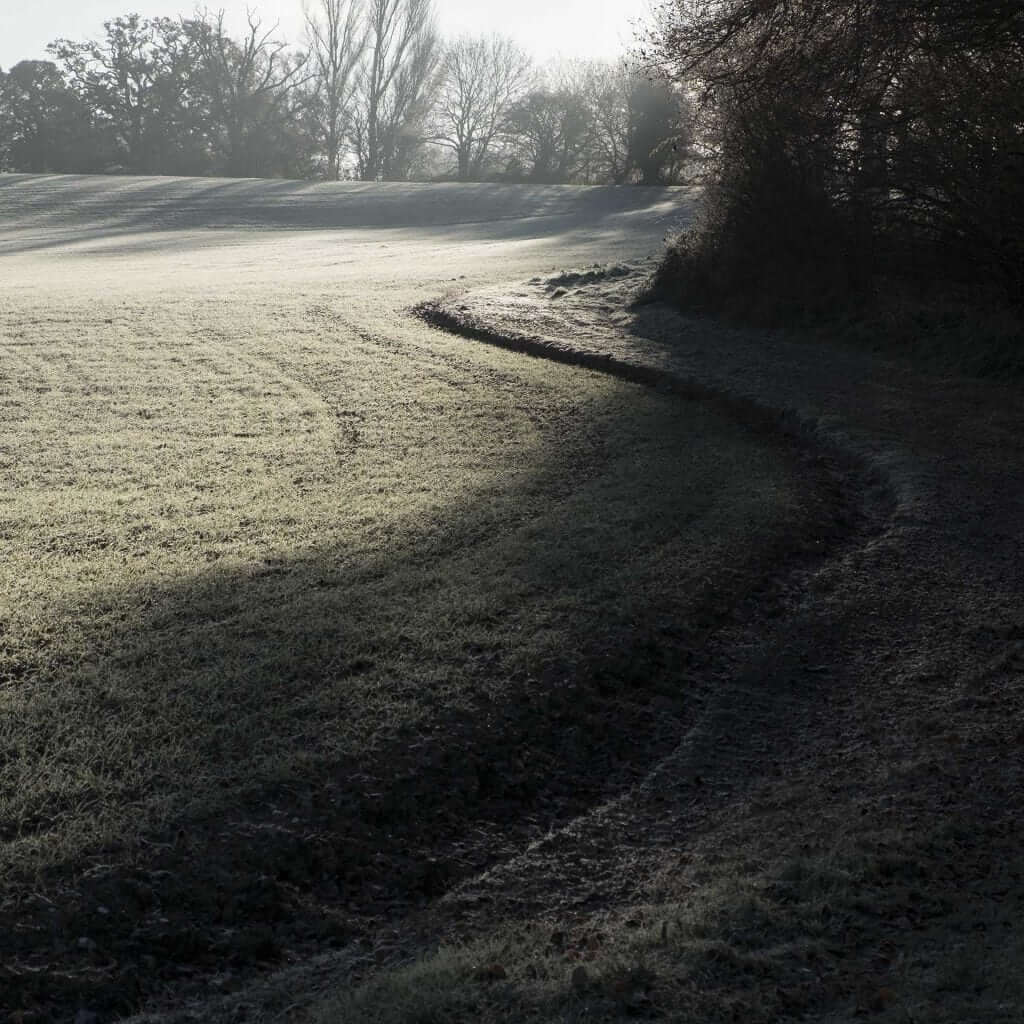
xmin=401 ymin=269 xmax=1024 ymax=1022
xmin=136 ymin=261 xmax=1024 ymax=1023
xmin=133 ymin=260 xmax=1023 ymax=1024
xmin=2 ymin=176 xmax=1020 ymax=1022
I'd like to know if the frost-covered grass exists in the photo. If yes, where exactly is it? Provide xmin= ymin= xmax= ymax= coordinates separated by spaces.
xmin=317 ymin=823 xmax=1024 ymax=1024
xmin=0 ymin=281 xmax=801 ymax=876
xmin=0 ymin=175 xmax=817 ymax=1019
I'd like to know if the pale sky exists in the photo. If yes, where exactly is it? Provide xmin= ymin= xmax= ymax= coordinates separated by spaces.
xmin=1 ymin=0 xmax=653 ymax=70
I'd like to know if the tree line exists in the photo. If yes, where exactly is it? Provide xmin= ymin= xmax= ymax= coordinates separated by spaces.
xmin=0 ymin=0 xmax=692 ymax=185
xmin=644 ymin=0 xmax=1024 ymax=315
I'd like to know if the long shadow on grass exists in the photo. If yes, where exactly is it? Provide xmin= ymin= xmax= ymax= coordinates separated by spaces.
xmin=0 ymin=175 xmax=692 ymax=257
xmin=0 ymin=378 xmax=834 ymax=1020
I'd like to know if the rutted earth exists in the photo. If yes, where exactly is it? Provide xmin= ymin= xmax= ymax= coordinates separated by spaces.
xmin=1 ymin=176 xmax=1022 ymax=1022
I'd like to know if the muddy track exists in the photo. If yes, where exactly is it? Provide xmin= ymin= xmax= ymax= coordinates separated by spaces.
xmin=409 ymin=291 xmax=900 ymax=916
xmin=400 ymin=277 xmax=1024 ymax=1019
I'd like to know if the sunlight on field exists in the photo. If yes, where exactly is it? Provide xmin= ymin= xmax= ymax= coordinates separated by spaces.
xmin=0 ymin=278 xmax=799 ymax=866
xmin=0 ymin=176 xmax=814 ymax=1019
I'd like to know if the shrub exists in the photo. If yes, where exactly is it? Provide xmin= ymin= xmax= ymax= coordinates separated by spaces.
xmin=645 ymin=0 xmax=1024 ymax=326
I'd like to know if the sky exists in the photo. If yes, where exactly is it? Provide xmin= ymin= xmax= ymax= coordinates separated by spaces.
xmin=1 ymin=0 xmax=654 ymax=70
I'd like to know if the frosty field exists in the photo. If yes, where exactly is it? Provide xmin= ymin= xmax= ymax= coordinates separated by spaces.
xmin=0 ymin=176 xmax=825 ymax=1020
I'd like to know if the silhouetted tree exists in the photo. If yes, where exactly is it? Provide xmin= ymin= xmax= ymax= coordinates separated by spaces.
xmin=351 ymin=0 xmax=441 ymax=180
xmin=49 ymin=15 xmax=207 ymax=173
xmin=305 ymin=0 xmax=365 ymax=179
xmin=0 ymin=66 xmax=5 ymax=169
xmin=578 ymin=61 xmax=632 ymax=184
xmin=506 ymin=86 xmax=592 ymax=183
xmin=578 ymin=60 xmax=693 ymax=184
xmin=194 ymin=11 xmax=312 ymax=178
xmin=4 ymin=5 xmax=692 ymax=186
xmin=0 ymin=60 xmax=102 ymax=172
xmin=626 ymin=73 xmax=692 ymax=185
xmin=431 ymin=34 xmax=533 ymax=180
xmin=646 ymin=0 xmax=1024 ymax=312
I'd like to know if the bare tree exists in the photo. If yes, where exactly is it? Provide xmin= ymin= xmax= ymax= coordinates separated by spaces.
xmin=432 ymin=35 xmax=533 ymax=181
xmin=305 ymin=0 xmax=365 ymax=179
xmin=505 ymin=62 xmax=597 ymax=184
xmin=580 ymin=60 xmax=632 ymax=184
xmin=352 ymin=0 xmax=440 ymax=180
xmin=379 ymin=21 xmax=441 ymax=178
xmin=197 ymin=10 xmax=310 ymax=177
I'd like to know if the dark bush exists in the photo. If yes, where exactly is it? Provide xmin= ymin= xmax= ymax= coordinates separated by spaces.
xmin=645 ymin=0 xmax=1024 ymax=328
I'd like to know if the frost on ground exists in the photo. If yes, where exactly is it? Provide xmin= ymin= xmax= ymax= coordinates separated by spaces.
xmin=0 ymin=176 xmax=820 ymax=1022
xmin=360 ymin=266 xmax=1024 ymax=1024
xmin=3 ymin=176 xmax=1020 ymax=1024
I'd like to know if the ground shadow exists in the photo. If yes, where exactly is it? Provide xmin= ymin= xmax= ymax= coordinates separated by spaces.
xmin=0 ymin=364 xmax=837 ymax=1020
xmin=0 ymin=175 xmax=694 ymax=258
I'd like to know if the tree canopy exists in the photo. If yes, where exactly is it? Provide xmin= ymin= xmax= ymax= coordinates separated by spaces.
xmin=644 ymin=0 xmax=1024 ymax=311
xmin=1 ymin=3 xmax=692 ymax=186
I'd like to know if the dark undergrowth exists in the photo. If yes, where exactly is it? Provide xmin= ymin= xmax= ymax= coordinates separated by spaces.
xmin=642 ymin=0 xmax=1024 ymax=383
xmin=645 ymin=218 xmax=1024 ymax=383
